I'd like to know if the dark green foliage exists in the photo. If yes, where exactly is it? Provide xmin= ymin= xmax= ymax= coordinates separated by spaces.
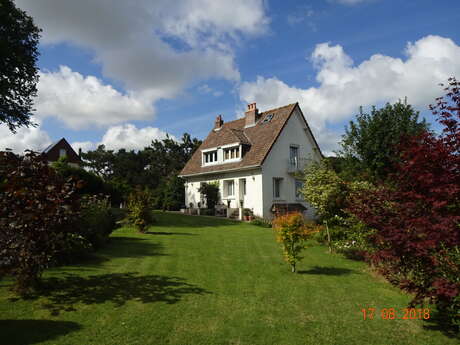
xmin=339 ymin=101 xmax=428 ymax=181
xmin=249 ymin=217 xmax=272 ymax=228
xmin=197 ymin=183 xmax=219 ymax=210
xmin=157 ymin=175 xmax=185 ymax=211
xmin=78 ymin=195 xmax=116 ymax=249
xmin=81 ymin=134 xmax=201 ymax=206
xmin=52 ymin=158 xmax=123 ymax=206
xmin=126 ymin=189 xmax=154 ymax=233
xmin=0 ymin=151 xmax=80 ymax=293
xmin=0 ymin=0 xmax=41 ymax=132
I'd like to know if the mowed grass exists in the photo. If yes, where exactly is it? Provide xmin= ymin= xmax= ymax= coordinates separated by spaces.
xmin=0 ymin=212 xmax=456 ymax=345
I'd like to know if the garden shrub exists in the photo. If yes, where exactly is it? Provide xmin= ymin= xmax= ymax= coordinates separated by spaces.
xmin=250 ymin=217 xmax=272 ymax=228
xmin=78 ymin=195 xmax=116 ymax=249
xmin=126 ymin=188 xmax=154 ymax=232
xmin=198 ymin=182 xmax=219 ymax=210
xmin=200 ymin=208 xmax=215 ymax=216
xmin=272 ymin=212 xmax=321 ymax=272
xmin=0 ymin=151 xmax=81 ymax=293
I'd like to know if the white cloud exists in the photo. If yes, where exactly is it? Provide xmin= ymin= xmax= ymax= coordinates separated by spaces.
xmin=37 ymin=66 xmax=153 ymax=129
xmin=16 ymin=1 xmax=268 ymax=127
xmin=0 ymin=120 xmax=51 ymax=153
xmin=71 ymin=141 xmax=95 ymax=153
xmin=239 ymin=35 xmax=460 ymax=153
xmin=97 ymin=124 xmax=174 ymax=152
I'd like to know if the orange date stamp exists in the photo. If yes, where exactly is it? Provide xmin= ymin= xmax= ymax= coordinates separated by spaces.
xmin=361 ymin=308 xmax=430 ymax=320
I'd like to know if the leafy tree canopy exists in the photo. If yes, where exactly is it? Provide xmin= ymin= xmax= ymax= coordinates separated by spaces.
xmin=0 ymin=0 xmax=41 ymax=132
xmin=339 ymin=101 xmax=428 ymax=181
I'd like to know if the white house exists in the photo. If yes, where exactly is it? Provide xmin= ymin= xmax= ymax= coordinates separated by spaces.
xmin=179 ymin=102 xmax=323 ymax=219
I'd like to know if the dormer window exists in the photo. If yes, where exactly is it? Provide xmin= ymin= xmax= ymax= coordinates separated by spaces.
xmin=224 ymin=146 xmax=240 ymax=161
xmin=203 ymin=150 xmax=217 ymax=164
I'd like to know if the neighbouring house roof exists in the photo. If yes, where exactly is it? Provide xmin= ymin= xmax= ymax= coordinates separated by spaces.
xmin=42 ymin=137 xmax=82 ymax=165
xmin=180 ymin=103 xmax=319 ymax=177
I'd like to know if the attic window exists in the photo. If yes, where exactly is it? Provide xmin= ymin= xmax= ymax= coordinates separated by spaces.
xmin=261 ymin=114 xmax=274 ymax=124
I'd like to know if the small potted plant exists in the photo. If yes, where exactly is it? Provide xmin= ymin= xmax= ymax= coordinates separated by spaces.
xmin=243 ymin=208 xmax=253 ymax=221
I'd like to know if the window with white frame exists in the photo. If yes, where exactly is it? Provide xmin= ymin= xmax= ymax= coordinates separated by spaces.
xmin=242 ymin=179 xmax=246 ymax=195
xmin=224 ymin=180 xmax=235 ymax=197
xmin=273 ymin=177 xmax=283 ymax=199
xmin=223 ymin=146 xmax=240 ymax=161
xmin=203 ymin=150 xmax=218 ymax=164
xmin=295 ymin=179 xmax=304 ymax=200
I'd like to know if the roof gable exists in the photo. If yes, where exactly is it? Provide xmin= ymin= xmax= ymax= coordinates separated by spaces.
xmin=42 ymin=138 xmax=82 ymax=164
xmin=180 ymin=103 xmax=302 ymax=176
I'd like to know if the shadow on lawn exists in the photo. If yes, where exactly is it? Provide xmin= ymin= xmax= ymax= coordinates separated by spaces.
xmin=25 ymin=272 xmax=211 ymax=316
xmin=297 ymin=266 xmax=356 ymax=276
xmin=0 ymin=319 xmax=81 ymax=345
xmin=101 ymin=237 xmax=168 ymax=259
xmin=422 ymin=310 xmax=460 ymax=339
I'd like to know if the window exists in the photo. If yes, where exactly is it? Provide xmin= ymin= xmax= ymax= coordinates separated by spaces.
xmin=261 ymin=114 xmax=274 ymax=124
xmin=225 ymin=180 xmax=234 ymax=197
xmin=59 ymin=148 xmax=67 ymax=158
xmin=290 ymin=146 xmax=299 ymax=167
xmin=203 ymin=150 xmax=217 ymax=164
xmin=224 ymin=146 xmax=240 ymax=161
xmin=295 ymin=179 xmax=304 ymax=200
xmin=273 ymin=178 xmax=283 ymax=199
xmin=242 ymin=179 xmax=246 ymax=196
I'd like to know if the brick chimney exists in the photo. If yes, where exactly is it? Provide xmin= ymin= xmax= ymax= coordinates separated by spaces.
xmin=214 ymin=114 xmax=224 ymax=130
xmin=245 ymin=102 xmax=259 ymax=127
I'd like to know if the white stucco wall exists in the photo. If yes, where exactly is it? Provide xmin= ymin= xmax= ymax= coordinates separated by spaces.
xmin=261 ymin=108 xmax=321 ymax=219
xmin=184 ymin=168 xmax=264 ymax=217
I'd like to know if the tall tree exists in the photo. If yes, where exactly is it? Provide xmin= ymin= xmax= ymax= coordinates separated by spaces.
xmin=0 ymin=0 xmax=41 ymax=132
xmin=339 ymin=101 xmax=428 ymax=181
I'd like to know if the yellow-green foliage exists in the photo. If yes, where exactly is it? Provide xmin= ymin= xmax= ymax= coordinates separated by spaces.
xmin=272 ymin=213 xmax=321 ymax=272
xmin=301 ymin=161 xmax=347 ymax=221
xmin=126 ymin=189 xmax=154 ymax=233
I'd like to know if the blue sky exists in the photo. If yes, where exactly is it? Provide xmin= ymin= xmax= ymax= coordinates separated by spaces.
xmin=3 ymin=0 xmax=460 ymax=155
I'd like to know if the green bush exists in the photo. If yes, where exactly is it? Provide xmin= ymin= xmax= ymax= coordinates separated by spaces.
xmin=78 ymin=195 xmax=117 ymax=249
xmin=250 ymin=217 xmax=272 ymax=228
xmin=200 ymin=208 xmax=214 ymax=216
xmin=126 ymin=189 xmax=154 ymax=232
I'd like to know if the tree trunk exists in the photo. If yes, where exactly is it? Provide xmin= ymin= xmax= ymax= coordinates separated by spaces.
xmin=325 ymin=220 xmax=332 ymax=253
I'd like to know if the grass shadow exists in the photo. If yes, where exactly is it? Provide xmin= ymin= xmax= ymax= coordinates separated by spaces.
xmin=297 ymin=266 xmax=356 ymax=276
xmin=422 ymin=309 xmax=460 ymax=339
xmin=0 ymin=319 xmax=81 ymax=345
xmin=100 ymin=237 xmax=168 ymax=259
xmin=19 ymin=272 xmax=211 ymax=316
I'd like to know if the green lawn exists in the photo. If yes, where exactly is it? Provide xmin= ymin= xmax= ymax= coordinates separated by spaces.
xmin=0 ymin=212 xmax=456 ymax=345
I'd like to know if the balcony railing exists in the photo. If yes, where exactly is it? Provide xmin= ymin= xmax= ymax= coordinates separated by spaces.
xmin=287 ymin=158 xmax=308 ymax=173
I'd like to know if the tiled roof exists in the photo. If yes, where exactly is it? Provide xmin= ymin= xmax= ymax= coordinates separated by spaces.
xmin=180 ymin=103 xmax=298 ymax=176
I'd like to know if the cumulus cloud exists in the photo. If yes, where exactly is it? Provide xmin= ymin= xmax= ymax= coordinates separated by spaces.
xmin=70 ymin=124 xmax=175 ymax=153
xmin=0 ymin=120 xmax=51 ymax=153
xmin=239 ymin=35 xmax=460 ymax=153
xmin=37 ymin=66 xmax=153 ymax=129
xmin=99 ymin=124 xmax=174 ymax=151
xmin=16 ymin=0 xmax=268 ymax=127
